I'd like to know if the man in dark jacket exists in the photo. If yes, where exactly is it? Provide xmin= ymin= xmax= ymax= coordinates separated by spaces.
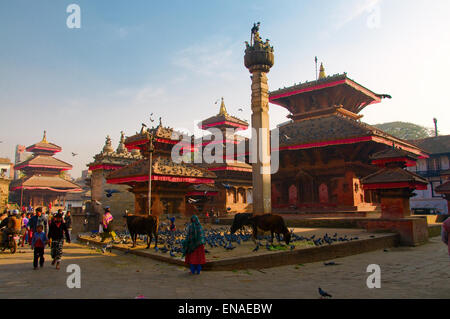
xmin=47 ymin=213 xmax=70 ymax=270
xmin=64 ymin=211 xmax=73 ymax=238
xmin=27 ymin=208 xmax=48 ymax=238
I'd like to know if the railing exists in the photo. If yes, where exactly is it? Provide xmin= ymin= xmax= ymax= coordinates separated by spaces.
xmin=414 ymin=170 xmax=442 ymax=178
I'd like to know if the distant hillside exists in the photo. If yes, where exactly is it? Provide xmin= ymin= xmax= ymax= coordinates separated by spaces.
xmin=373 ymin=121 xmax=434 ymax=140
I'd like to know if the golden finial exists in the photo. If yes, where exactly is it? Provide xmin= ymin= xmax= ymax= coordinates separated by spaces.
xmin=41 ymin=130 xmax=48 ymax=143
xmin=219 ymin=97 xmax=228 ymax=116
xmin=319 ymin=63 xmax=326 ymax=79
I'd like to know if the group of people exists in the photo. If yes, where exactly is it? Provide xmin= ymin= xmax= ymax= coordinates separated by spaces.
xmin=0 ymin=207 xmax=72 ymax=270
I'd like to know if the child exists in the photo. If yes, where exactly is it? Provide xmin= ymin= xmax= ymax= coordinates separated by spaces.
xmin=31 ymin=224 xmax=48 ymax=270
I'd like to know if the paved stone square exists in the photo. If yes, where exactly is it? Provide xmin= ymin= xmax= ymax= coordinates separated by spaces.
xmin=0 ymin=237 xmax=448 ymax=299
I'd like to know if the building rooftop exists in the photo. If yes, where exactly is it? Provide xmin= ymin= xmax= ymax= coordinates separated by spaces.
xmin=269 ymin=71 xmax=388 ymax=115
xmin=275 ymin=113 xmax=426 ymax=156
xmin=410 ymin=135 xmax=450 ymax=155
xmin=10 ymin=175 xmax=82 ymax=191
xmin=15 ymin=155 xmax=72 ymax=171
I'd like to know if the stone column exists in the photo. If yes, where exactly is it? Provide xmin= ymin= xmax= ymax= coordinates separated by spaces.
xmin=244 ymin=23 xmax=274 ymax=215
xmin=250 ymin=71 xmax=272 ymax=214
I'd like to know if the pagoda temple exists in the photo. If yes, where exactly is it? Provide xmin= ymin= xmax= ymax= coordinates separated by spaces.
xmin=106 ymin=122 xmax=216 ymax=216
xmin=193 ymin=98 xmax=253 ymax=214
xmin=269 ymin=65 xmax=428 ymax=212
xmin=10 ymin=131 xmax=82 ymax=211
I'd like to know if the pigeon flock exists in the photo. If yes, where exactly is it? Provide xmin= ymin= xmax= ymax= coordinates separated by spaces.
xmin=87 ymin=223 xmax=361 ymax=257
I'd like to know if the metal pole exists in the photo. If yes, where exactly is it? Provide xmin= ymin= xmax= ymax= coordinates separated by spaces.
xmin=148 ymin=135 xmax=153 ymax=216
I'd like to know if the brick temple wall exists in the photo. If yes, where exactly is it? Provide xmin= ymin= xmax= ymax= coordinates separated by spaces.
xmin=0 ymin=178 xmax=11 ymax=212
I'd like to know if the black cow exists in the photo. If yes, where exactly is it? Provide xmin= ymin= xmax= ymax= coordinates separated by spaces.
xmin=230 ymin=213 xmax=254 ymax=234
xmin=123 ymin=214 xmax=159 ymax=249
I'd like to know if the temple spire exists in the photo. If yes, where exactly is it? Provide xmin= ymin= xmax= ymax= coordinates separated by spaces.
xmin=102 ymin=135 xmax=114 ymax=154
xmin=116 ymin=131 xmax=128 ymax=154
xmin=319 ymin=63 xmax=326 ymax=79
xmin=219 ymin=97 xmax=228 ymax=116
xmin=41 ymin=130 xmax=48 ymax=143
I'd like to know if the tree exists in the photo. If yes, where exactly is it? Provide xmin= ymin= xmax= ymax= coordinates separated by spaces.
xmin=373 ymin=122 xmax=434 ymax=140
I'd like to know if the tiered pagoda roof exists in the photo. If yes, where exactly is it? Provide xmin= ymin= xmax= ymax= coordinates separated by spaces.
xmin=199 ymin=98 xmax=249 ymax=131
xmin=275 ymin=113 xmax=428 ymax=157
xmin=361 ymin=148 xmax=428 ymax=190
xmin=11 ymin=131 xmax=82 ymax=193
xmin=25 ymin=131 xmax=62 ymax=155
xmin=15 ymin=155 xmax=72 ymax=171
xmin=10 ymin=175 xmax=82 ymax=192
xmin=269 ymin=71 xmax=385 ymax=116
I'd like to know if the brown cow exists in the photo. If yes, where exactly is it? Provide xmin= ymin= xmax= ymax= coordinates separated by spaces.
xmin=249 ymin=214 xmax=291 ymax=245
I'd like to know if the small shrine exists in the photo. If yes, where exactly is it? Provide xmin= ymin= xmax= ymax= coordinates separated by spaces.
xmin=361 ymin=148 xmax=428 ymax=218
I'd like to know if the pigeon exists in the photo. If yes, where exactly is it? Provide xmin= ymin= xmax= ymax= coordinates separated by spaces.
xmin=71 ymin=152 xmax=78 ymax=156
xmin=283 ymin=134 xmax=291 ymax=140
xmin=169 ymin=251 xmax=176 ymax=257
xmin=238 ymin=108 xmax=243 ymax=112
xmin=318 ymin=287 xmax=332 ymax=298
xmin=105 ymin=189 xmax=120 ymax=198
xmin=252 ymin=245 xmax=259 ymax=252
xmin=222 ymin=183 xmax=232 ymax=189
xmin=290 ymin=245 xmax=295 ymax=250
xmin=324 ymin=262 xmax=340 ymax=266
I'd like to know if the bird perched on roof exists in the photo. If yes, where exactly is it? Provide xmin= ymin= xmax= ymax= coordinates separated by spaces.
xmin=187 ymin=198 xmax=200 ymax=204
xmin=105 ymin=189 xmax=120 ymax=198
xmin=318 ymin=288 xmax=332 ymax=298
xmin=71 ymin=152 xmax=78 ymax=156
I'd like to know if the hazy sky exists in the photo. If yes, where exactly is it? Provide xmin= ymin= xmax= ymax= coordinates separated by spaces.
xmin=1 ymin=0 xmax=449 ymax=178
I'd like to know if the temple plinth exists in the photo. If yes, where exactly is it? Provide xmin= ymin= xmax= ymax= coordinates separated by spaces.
xmin=244 ymin=22 xmax=274 ymax=214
